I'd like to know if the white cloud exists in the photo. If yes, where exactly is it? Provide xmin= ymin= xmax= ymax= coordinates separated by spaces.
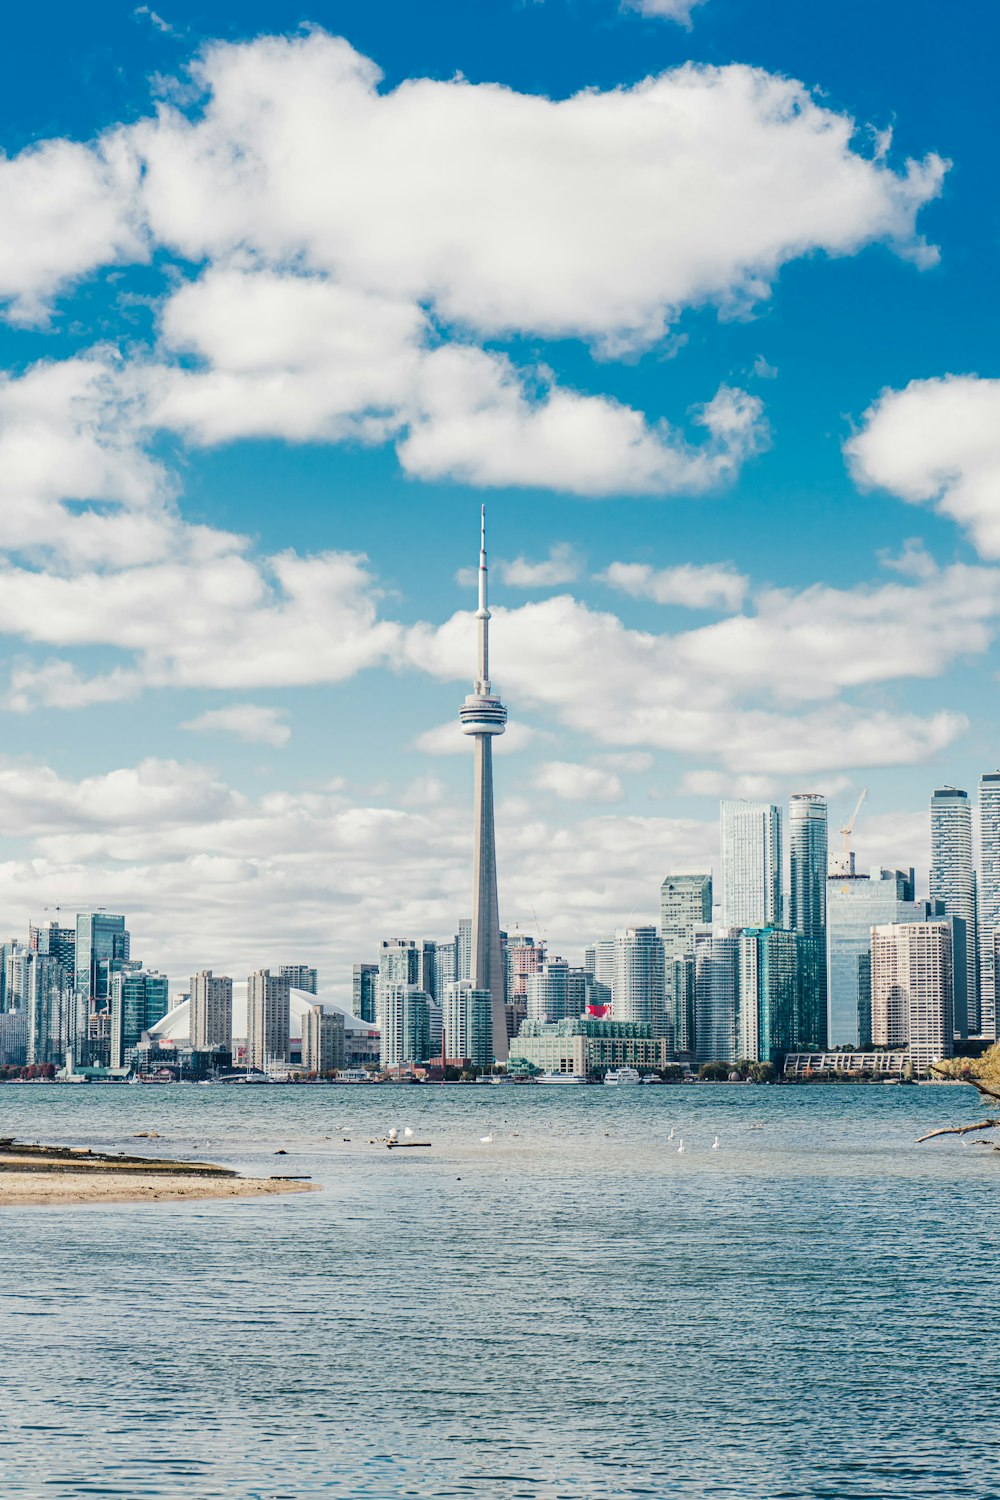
xmin=623 ymin=0 xmax=706 ymax=22
xmin=600 ymin=560 xmax=748 ymax=609
xmin=414 ymin=720 xmax=539 ymax=756
xmin=847 ymin=376 xmax=1000 ymax=559
xmin=594 ymin=752 xmax=655 ymax=773
xmin=500 ymin=544 xmax=581 ymax=588
xmin=682 ymin=770 xmax=852 ymax=801
xmin=181 ymin=704 xmax=291 ymax=747
xmin=533 ymin=761 xmax=624 ymax=802
xmin=0 ymin=757 xmax=241 ymax=834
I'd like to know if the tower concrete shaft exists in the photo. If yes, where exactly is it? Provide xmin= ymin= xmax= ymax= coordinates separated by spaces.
xmin=459 ymin=506 xmax=508 ymax=1062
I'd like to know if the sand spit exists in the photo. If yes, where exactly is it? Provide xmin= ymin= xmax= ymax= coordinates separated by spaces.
xmin=0 ymin=1140 xmax=319 ymax=1207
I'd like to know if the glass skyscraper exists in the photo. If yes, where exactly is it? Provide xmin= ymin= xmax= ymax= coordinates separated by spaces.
xmin=826 ymin=868 xmax=922 ymax=1046
xmin=659 ymin=874 xmax=713 ymax=957
xmin=929 ymin=787 xmax=978 ymax=1037
xmin=693 ymin=928 xmax=740 ymax=1064
xmin=738 ymin=926 xmax=799 ymax=1066
xmin=978 ymin=772 xmax=1000 ymax=1040
xmin=788 ymin=794 xmax=828 ymax=1049
xmin=720 ymin=801 xmax=782 ymax=930
xmin=612 ymin=927 xmax=667 ymax=1037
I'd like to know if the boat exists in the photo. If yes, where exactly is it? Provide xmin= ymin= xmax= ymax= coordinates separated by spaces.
xmin=537 ymin=1071 xmax=587 ymax=1084
xmin=640 ymin=1074 xmax=663 ymax=1084
xmin=604 ymin=1067 xmax=641 ymax=1087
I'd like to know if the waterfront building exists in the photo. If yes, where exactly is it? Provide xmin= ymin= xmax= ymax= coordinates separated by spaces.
xmin=190 ymin=970 xmax=233 ymax=1051
xmin=0 ymin=1010 xmax=28 ymax=1068
xmin=352 ymin=962 xmax=378 ymax=1024
xmin=458 ymin=509 xmax=508 ymax=1063
xmin=659 ymin=875 xmax=713 ymax=957
xmin=738 ymin=927 xmax=799 ymax=1066
xmin=110 ymin=968 xmax=169 ymax=1069
xmin=826 ymin=868 xmax=923 ymax=1047
xmin=247 ymin=969 xmax=291 ymax=1071
xmin=784 ymin=1050 xmax=916 ymax=1079
xmin=524 ymin=958 xmax=589 ymax=1023
xmin=692 ymin=928 xmax=740 ymax=1065
xmin=279 ymin=964 xmax=318 ymax=995
xmin=378 ymin=983 xmax=431 ymax=1068
xmin=510 ymin=1017 xmax=668 ymax=1078
xmin=930 ymin=787 xmax=978 ymax=1036
xmin=788 ymin=794 xmax=828 ymax=1048
xmin=978 ymin=772 xmax=1000 ymax=1039
xmin=666 ymin=954 xmax=695 ymax=1056
xmin=871 ymin=921 xmax=954 ymax=1068
xmin=26 ymin=951 xmax=72 ymax=1066
xmin=302 ymin=1004 xmax=345 ymax=1073
xmin=613 ymin=927 xmax=667 ymax=1037
xmin=75 ymin=913 xmax=130 ymax=1002
xmin=720 ymin=801 xmax=782 ymax=929
xmin=443 ymin=979 xmax=493 ymax=1068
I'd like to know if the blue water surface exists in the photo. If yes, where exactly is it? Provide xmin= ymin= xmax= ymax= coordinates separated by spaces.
xmin=0 ymin=1082 xmax=996 ymax=1500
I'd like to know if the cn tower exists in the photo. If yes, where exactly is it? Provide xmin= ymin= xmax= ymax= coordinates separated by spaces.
xmin=459 ymin=506 xmax=509 ymax=1062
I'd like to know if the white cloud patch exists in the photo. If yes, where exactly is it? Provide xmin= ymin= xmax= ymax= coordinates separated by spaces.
xmin=414 ymin=720 xmax=540 ymax=756
xmin=181 ymin=703 xmax=291 ymax=747
xmin=533 ymin=761 xmax=624 ymax=802
xmin=600 ymin=560 xmax=748 ymax=610
xmin=499 ymin=543 xmax=581 ymax=588
xmin=847 ymin=376 xmax=1000 ymax=559
xmin=623 ymin=0 xmax=707 ymax=24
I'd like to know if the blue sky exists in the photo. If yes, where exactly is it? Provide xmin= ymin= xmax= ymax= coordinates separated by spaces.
xmin=0 ymin=0 xmax=997 ymax=995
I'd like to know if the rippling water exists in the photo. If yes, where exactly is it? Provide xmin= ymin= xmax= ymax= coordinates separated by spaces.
xmin=0 ymin=1082 xmax=997 ymax=1499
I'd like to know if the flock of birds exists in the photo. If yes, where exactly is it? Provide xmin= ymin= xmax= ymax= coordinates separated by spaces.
xmin=377 ymin=1123 xmax=726 ymax=1152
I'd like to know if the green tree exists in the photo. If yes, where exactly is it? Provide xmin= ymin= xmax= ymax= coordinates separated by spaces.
xmin=919 ymin=1043 xmax=1000 ymax=1146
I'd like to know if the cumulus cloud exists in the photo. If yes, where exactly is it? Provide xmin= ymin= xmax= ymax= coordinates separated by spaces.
xmin=500 ymin=544 xmax=581 ymax=588
xmin=181 ymin=704 xmax=291 ymax=747
xmin=533 ymin=761 xmax=624 ymax=802
xmin=623 ymin=0 xmax=705 ymax=21
xmin=681 ymin=770 xmax=852 ymax=800
xmin=414 ymin=720 xmax=539 ymax=756
xmin=600 ymin=560 xmax=748 ymax=610
xmin=847 ymin=376 xmax=1000 ymax=559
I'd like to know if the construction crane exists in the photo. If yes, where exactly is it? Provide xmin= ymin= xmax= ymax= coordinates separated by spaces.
xmin=831 ymin=787 xmax=868 ymax=876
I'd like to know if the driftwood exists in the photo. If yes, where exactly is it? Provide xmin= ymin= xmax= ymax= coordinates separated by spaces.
xmin=916 ymin=1118 xmax=1000 ymax=1144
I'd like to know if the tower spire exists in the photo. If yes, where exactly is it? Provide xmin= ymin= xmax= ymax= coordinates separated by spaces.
xmin=476 ymin=504 xmax=490 ymax=694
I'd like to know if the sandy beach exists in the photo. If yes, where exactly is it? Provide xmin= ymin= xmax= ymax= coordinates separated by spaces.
xmin=0 ymin=1141 xmax=319 ymax=1207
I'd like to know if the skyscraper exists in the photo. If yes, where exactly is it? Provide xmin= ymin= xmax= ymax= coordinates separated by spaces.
xmin=378 ymin=983 xmax=431 ymax=1069
xmin=738 ymin=926 xmax=800 ymax=1066
xmin=871 ymin=921 xmax=954 ymax=1069
xmin=110 ymin=968 xmax=169 ymax=1069
xmin=788 ymin=793 xmax=828 ymax=1049
xmin=659 ymin=875 xmax=713 ymax=957
xmin=279 ymin=964 xmax=318 ymax=995
xmin=612 ymin=927 xmax=667 ymax=1037
xmin=978 ymin=772 xmax=1000 ymax=1039
xmin=720 ymin=801 xmax=782 ymax=929
xmin=929 ymin=787 xmax=978 ymax=1037
xmin=352 ymin=962 xmax=378 ymax=1023
xmin=247 ymin=969 xmax=291 ymax=1071
xmin=827 ymin=868 xmax=923 ymax=1046
xmin=190 ymin=970 xmax=233 ymax=1051
xmin=692 ymin=928 xmax=740 ymax=1065
xmin=459 ymin=508 xmax=508 ymax=1063
xmin=443 ymin=979 xmax=494 ymax=1068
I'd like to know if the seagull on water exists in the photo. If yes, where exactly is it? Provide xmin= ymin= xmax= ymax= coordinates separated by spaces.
xmin=677 ymin=1139 xmax=686 ymax=1154
xmin=712 ymin=1136 xmax=720 ymax=1150
xmin=480 ymin=1133 xmax=495 ymax=1144
xmin=668 ymin=1126 xmax=676 ymax=1141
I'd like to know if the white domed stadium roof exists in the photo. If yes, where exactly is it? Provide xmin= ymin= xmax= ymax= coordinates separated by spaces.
xmin=149 ymin=983 xmax=377 ymax=1045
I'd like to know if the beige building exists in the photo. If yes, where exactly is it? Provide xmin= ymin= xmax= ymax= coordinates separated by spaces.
xmin=190 ymin=970 xmax=233 ymax=1051
xmin=302 ymin=1004 xmax=345 ymax=1074
xmin=871 ymin=921 xmax=954 ymax=1069
xmin=247 ymin=969 xmax=291 ymax=1071
xmin=510 ymin=1018 xmax=667 ymax=1077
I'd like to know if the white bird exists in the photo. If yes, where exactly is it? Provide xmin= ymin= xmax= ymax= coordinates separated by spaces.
xmin=480 ymin=1133 xmax=495 ymax=1144
xmin=677 ymin=1139 xmax=685 ymax=1154
xmin=387 ymin=1128 xmax=399 ymax=1142
xmin=403 ymin=1127 xmax=414 ymax=1138
xmin=668 ymin=1127 xmax=676 ymax=1141
xmin=712 ymin=1136 xmax=720 ymax=1150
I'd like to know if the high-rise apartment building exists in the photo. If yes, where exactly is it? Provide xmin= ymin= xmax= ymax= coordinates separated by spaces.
xmin=871 ymin=921 xmax=954 ymax=1068
xmin=505 ymin=934 xmax=545 ymax=1001
xmin=378 ymin=939 xmax=422 ymax=988
xmin=978 ymin=772 xmax=1000 ymax=1039
xmin=378 ymin=983 xmax=431 ymax=1069
xmin=247 ymin=969 xmax=291 ymax=1071
xmin=788 ymin=794 xmax=828 ymax=1049
xmin=26 ymin=952 xmax=72 ymax=1067
xmin=692 ymin=928 xmax=740 ymax=1065
xmin=827 ymin=868 xmax=923 ymax=1047
xmin=352 ymin=963 xmax=378 ymax=1024
xmin=433 ymin=945 xmax=456 ymax=1008
xmin=302 ymin=1005 xmax=345 ymax=1073
xmin=524 ymin=958 xmax=590 ymax=1023
xmin=110 ymin=968 xmax=169 ymax=1069
xmin=720 ymin=801 xmax=782 ymax=929
xmin=738 ymin=926 xmax=800 ymax=1066
xmin=613 ymin=927 xmax=667 ymax=1037
xmin=930 ymin=787 xmax=978 ymax=1036
xmin=456 ymin=920 xmax=473 ymax=983
xmin=659 ymin=874 xmax=713 ymax=958
xmin=190 ymin=970 xmax=233 ymax=1051
xmin=279 ymin=964 xmax=318 ymax=995
xmin=584 ymin=938 xmax=616 ymax=994
xmin=443 ymin=980 xmax=493 ymax=1069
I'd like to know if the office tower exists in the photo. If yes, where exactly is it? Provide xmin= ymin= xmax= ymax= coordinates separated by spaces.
xmin=505 ymin=934 xmax=545 ymax=1001
xmin=871 ymin=922 xmax=954 ymax=1068
xmin=443 ymin=980 xmax=493 ymax=1069
xmin=659 ymin=875 xmax=713 ymax=957
xmin=378 ymin=983 xmax=431 ymax=1068
xmin=26 ymin=952 xmax=72 ymax=1066
xmin=929 ymin=787 xmax=979 ymax=1037
xmin=978 ymin=772 xmax=1000 ymax=1039
xmin=827 ymin=868 xmax=925 ymax=1047
xmin=458 ymin=508 xmax=509 ymax=1064
xmin=352 ymin=962 xmax=378 ymax=1024
xmin=417 ymin=941 xmax=438 ymax=1001
xmin=693 ymin=928 xmax=740 ymax=1065
xmin=738 ymin=927 xmax=800 ymax=1066
xmin=30 ymin=921 xmax=76 ymax=971
xmin=110 ymin=969 xmax=169 ymax=1069
xmin=190 ymin=970 xmax=233 ymax=1051
xmin=279 ymin=964 xmax=318 ymax=995
xmin=524 ymin=958 xmax=589 ymax=1023
xmin=302 ymin=1005 xmax=345 ymax=1073
xmin=247 ymin=969 xmax=291 ymax=1071
xmin=612 ymin=927 xmax=667 ymax=1036
xmin=788 ymin=794 xmax=828 ymax=1049
xmin=75 ymin=913 xmax=130 ymax=1001
xmin=720 ymin=800 xmax=782 ymax=929
xmin=456 ymin=920 xmax=473 ymax=982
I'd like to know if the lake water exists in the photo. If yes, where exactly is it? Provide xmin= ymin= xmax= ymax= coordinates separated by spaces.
xmin=0 ymin=1082 xmax=997 ymax=1500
